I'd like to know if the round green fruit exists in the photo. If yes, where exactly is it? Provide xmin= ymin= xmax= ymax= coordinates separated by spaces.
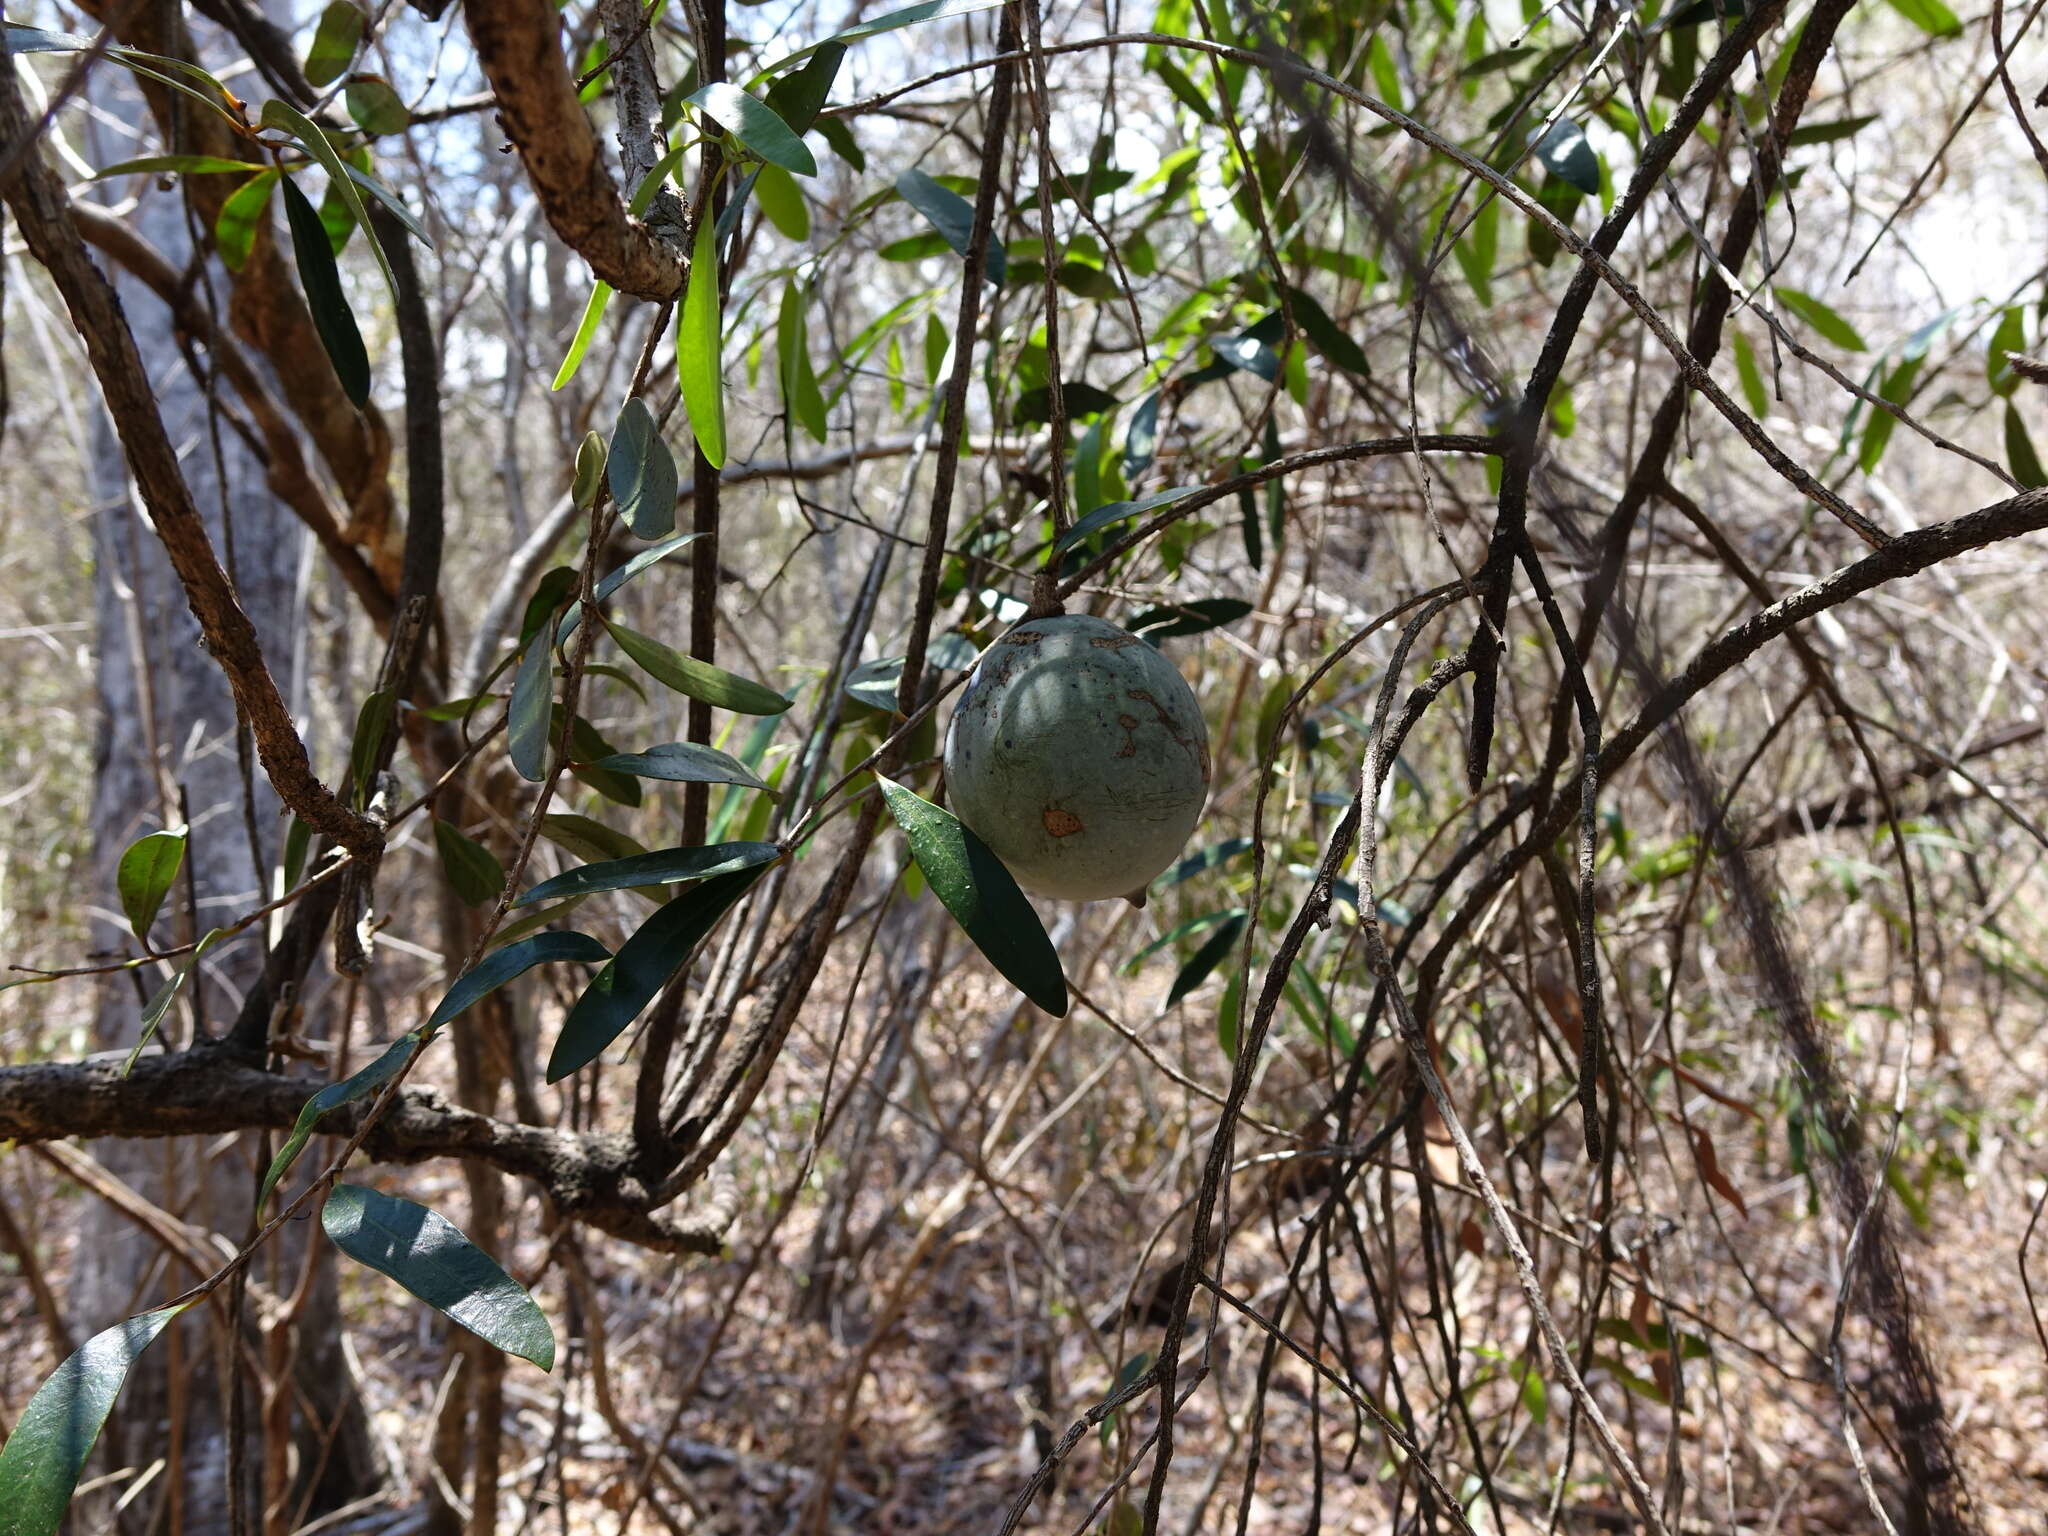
xmin=943 ymin=614 xmax=1210 ymax=902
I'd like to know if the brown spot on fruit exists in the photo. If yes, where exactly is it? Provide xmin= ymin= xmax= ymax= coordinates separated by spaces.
xmin=1116 ymin=713 xmax=1141 ymax=757
xmin=1089 ymin=634 xmax=1141 ymax=650
xmin=1043 ymin=807 xmax=1084 ymax=837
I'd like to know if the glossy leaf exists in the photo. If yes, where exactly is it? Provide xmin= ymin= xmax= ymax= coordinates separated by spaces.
xmin=1884 ymin=0 xmax=1961 ymax=33
xmin=1773 ymin=287 xmax=1867 ymax=352
xmin=761 ymin=40 xmax=844 ymax=134
xmin=604 ymin=617 xmax=793 ymax=714
xmin=777 ymin=284 xmax=829 ymax=441
xmin=259 ymin=1032 xmax=421 ymax=1210
xmin=507 ymin=623 xmax=555 ymax=782
xmin=1281 ymin=284 xmax=1371 ymax=379
xmin=345 ymin=75 xmax=409 ymax=136
xmin=96 ymin=153 xmax=258 ymax=177
xmin=1129 ymin=596 xmax=1253 ymax=640
xmin=877 ymin=777 xmax=1068 ymax=1017
xmin=549 ymin=867 xmax=766 ymax=1080
xmin=760 ymin=0 xmax=1000 ymax=76
xmin=346 ymin=688 xmax=395 ymax=805
xmin=594 ymin=531 xmax=706 ymax=608
xmin=679 ymin=211 xmax=727 ymax=468
xmin=117 ymin=827 xmax=187 ymax=941
xmin=302 ymin=1 xmax=362 ymax=86
xmin=426 ymin=930 xmax=610 ymax=1032
xmin=572 ymin=431 xmax=606 ymax=509
xmin=897 ymin=168 xmax=1005 ymax=284
xmin=608 ymin=397 xmax=679 ymax=538
xmin=594 ymin=741 xmax=774 ymax=790
xmin=2007 ymin=403 xmax=2048 ymax=489
xmin=1731 ymin=327 xmax=1769 ymax=415
xmin=124 ymin=928 xmax=224 ymax=1072
xmin=259 ymin=100 xmax=395 ymax=298
xmin=0 ymin=1306 xmax=186 ymax=1536
xmin=279 ymin=173 xmax=369 ymax=406
xmin=434 ymin=819 xmax=504 ymax=907
xmin=1156 ymin=836 xmax=1255 ymax=889
xmin=1124 ymin=390 xmax=1161 ymax=477
xmin=689 ymin=82 xmax=817 ymax=176
xmin=214 ymin=169 xmax=279 ymax=271
xmin=518 ymin=841 xmax=780 ymax=906
xmin=553 ymin=281 xmax=614 ymax=391
xmin=322 ymin=1184 xmax=554 ymax=1369
xmin=1166 ymin=909 xmax=1246 ymax=1009
xmin=1535 ymin=119 xmax=1600 ymax=195
xmin=754 ymin=162 xmax=809 ymax=239
xmin=1056 ymin=484 xmax=1206 ymax=553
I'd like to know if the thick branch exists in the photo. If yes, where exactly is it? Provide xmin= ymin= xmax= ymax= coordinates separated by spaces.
xmin=464 ymin=0 xmax=686 ymax=299
xmin=0 ymin=1047 xmax=729 ymax=1255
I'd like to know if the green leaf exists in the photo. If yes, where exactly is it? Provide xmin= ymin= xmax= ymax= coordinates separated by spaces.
xmin=322 ymin=1185 xmax=554 ymax=1369
xmin=1858 ymin=355 xmax=1922 ymax=473
xmin=1784 ymin=113 xmax=1879 ymax=146
xmin=896 ymin=168 xmax=1005 ymax=285
xmin=1128 ymin=596 xmax=1253 ymax=640
xmin=604 ymin=617 xmax=793 ymax=714
xmin=317 ymin=173 xmax=356 ymax=255
xmin=340 ymin=162 xmax=429 ymax=244
xmin=877 ymin=777 xmax=1068 ymax=1017
xmin=758 ymin=0 xmax=1000 ymax=76
xmin=1057 ymin=484 xmax=1206 ymax=554
xmin=1121 ymin=908 xmax=1241 ymax=974
xmin=594 ymin=742 xmax=774 ymax=790
xmin=1124 ymin=390 xmax=1161 ymax=477
xmin=507 ymin=623 xmax=555 ymax=782
xmin=689 ymin=82 xmax=817 ymax=176
xmin=1774 ymin=287 xmax=1867 ymax=352
xmin=1281 ymin=284 xmax=1371 ymax=379
xmin=346 ymin=688 xmax=396 ymax=806
xmin=344 ymin=75 xmax=409 ymax=136
xmin=776 ymin=284 xmax=829 ymax=441
xmin=95 ymin=153 xmax=259 ymax=177
xmin=0 ymin=1306 xmax=186 ymax=1535
xmin=124 ymin=929 xmax=224 ymax=1072
xmin=552 ymin=281 xmax=614 ymax=391
xmin=117 ymin=827 xmax=187 ymax=941
xmin=1165 ymin=909 xmax=1245 ymax=1008
xmin=518 ymin=841 xmax=780 ymax=907
xmin=572 ymin=430 xmax=606 ymax=510
xmin=1732 ymin=327 xmax=1769 ymax=415
xmin=1535 ymin=120 xmax=1600 ymax=195
xmin=259 ymin=100 xmax=395 ymax=298
xmin=426 ymin=930 xmax=610 ymax=1032
xmin=549 ymin=867 xmax=766 ymax=1080
xmin=541 ymin=815 xmax=649 ymax=865
xmin=1989 ymin=305 xmax=2028 ymax=396
xmin=2007 ymin=403 xmax=2048 ymax=489
xmin=595 ymin=531 xmax=706 ymax=607
xmin=1156 ymin=836 xmax=1254 ymax=889
xmin=282 ymin=815 xmax=311 ymax=890
xmin=434 ymin=819 xmax=505 ymax=907
xmin=303 ymin=1 xmax=362 ymax=85
xmin=754 ymin=162 xmax=810 ymax=239
xmin=679 ymin=211 xmax=727 ymax=469
xmin=1017 ymin=381 xmax=1119 ymax=424
xmin=213 ymin=169 xmax=279 ymax=272
xmin=761 ymin=40 xmax=844 ymax=135
xmin=259 ymin=1032 xmax=421 ymax=1211
xmin=818 ymin=116 xmax=864 ymax=171
xmin=1883 ymin=0 xmax=1961 ymax=34
xmin=608 ymin=397 xmax=679 ymax=538
xmin=279 ymin=173 xmax=369 ymax=406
